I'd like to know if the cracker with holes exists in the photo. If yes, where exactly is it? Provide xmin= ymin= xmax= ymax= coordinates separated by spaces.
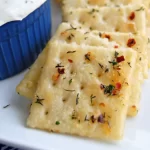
xmin=16 ymin=23 xmax=147 ymax=116
xmin=63 ymin=5 xmax=146 ymax=35
xmin=62 ymin=0 xmax=144 ymax=8
xmin=53 ymin=23 xmax=147 ymax=79
xmin=27 ymin=42 xmax=137 ymax=140
xmin=52 ymin=23 xmax=147 ymax=117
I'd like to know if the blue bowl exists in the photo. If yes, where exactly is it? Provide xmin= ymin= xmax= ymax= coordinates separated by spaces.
xmin=0 ymin=0 xmax=51 ymax=80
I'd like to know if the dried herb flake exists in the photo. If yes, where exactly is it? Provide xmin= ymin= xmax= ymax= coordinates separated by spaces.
xmin=35 ymin=96 xmax=44 ymax=106
xmin=67 ymin=51 xmax=76 ymax=54
xmin=76 ymin=93 xmax=79 ymax=105
xmin=104 ymin=85 xmax=115 ymax=95
xmin=136 ymin=7 xmax=144 ymax=11
xmin=55 ymin=63 xmax=64 ymax=68
xmin=99 ymin=63 xmax=104 ymax=69
xmin=56 ymin=121 xmax=60 ymax=125
xmin=72 ymin=110 xmax=77 ymax=119
xmin=90 ymin=94 xmax=96 ymax=104
xmin=109 ymin=60 xmax=118 ymax=66
xmin=3 ymin=104 xmax=10 ymax=109
xmin=127 ymin=62 xmax=132 ymax=67
xmin=64 ymin=89 xmax=75 ymax=92
xmin=114 ymin=51 xmax=119 ymax=58
xmin=69 ymin=79 xmax=72 ymax=85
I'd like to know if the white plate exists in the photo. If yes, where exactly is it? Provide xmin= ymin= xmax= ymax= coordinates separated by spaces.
xmin=0 ymin=1 xmax=150 ymax=150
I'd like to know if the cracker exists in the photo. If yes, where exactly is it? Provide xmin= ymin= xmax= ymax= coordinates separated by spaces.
xmin=27 ymin=42 xmax=137 ymax=140
xmin=16 ymin=23 xmax=146 ymax=116
xmin=53 ymin=23 xmax=147 ymax=78
xmin=63 ymin=0 xmax=144 ymax=8
xmin=54 ymin=23 xmax=147 ymax=116
xmin=63 ymin=5 xmax=146 ymax=35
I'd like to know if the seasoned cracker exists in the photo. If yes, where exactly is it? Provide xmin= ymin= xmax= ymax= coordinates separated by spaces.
xmin=17 ymin=23 xmax=146 ymax=116
xmin=63 ymin=5 xmax=146 ymax=35
xmin=27 ymin=42 xmax=137 ymax=140
xmin=53 ymin=23 xmax=147 ymax=78
xmin=63 ymin=0 xmax=144 ymax=8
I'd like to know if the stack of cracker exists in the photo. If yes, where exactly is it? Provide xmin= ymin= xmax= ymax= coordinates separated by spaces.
xmin=16 ymin=0 xmax=149 ymax=140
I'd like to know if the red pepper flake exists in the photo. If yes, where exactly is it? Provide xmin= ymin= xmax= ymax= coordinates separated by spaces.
xmin=99 ymin=103 xmax=105 ymax=107
xmin=116 ymin=56 xmax=125 ymax=63
xmin=128 ymin=12 xmax=135 ymax=20
xmin=112 ymin=90 xmax=117 ymax=95
xmin=61 ymin=31 xmax=67 ymax=36
xmin=58 ymin=68 xmax=65 ymax=74
xmin=132 ymin=105 xmax=136 ymax=109
xmin=102 ymin=33 xmax=111 ymax=40
xmin=52 ymin=73 xmax=60 ymax=81
xmin=131 ymin=105 xmax=137 ymax=112
xmin=105 ymin=35 xmax=110 ymax=40
xmin=116 ymin=82 xmax=122 ymax=90
xmin=68 ymin=59 xmax=73 ymax=63
xmin=55 ymin=63 xmax=64 ymax=68
xmin=116 ymin=67 xmax=121 ymax=70
xmin=114 ymin=45 xmax=118 ymax=48
xmin=127 ymin=38 xmax=136 ymax=47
